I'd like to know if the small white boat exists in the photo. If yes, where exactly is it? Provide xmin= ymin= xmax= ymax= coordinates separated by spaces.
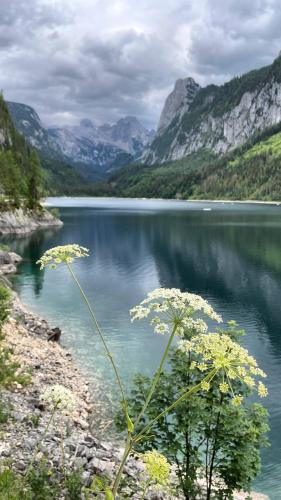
xmin=203 ymin=208 xmax=212 ymax=211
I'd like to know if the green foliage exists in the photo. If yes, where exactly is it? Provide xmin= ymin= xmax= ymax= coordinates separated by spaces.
xmin=0 ymin=285 xmax=11 ymax=328
xmin=40 ymin=156 xmax=96 ymax=196
xmin=0 ymin=94 xmax=43 ymax=209
xmin=106 ymin=150 xmax=215 ymax=199
xmin=189 ymin=129 xmax=281 ymax=201
xmin=0 ymin=461 xmax=61 ymax=500
xmin=65 ymin=469 xmax=83 ymax=499
xmin=0 ymin=469 xmax=32 ymax=500
xmin=0 ymin=244 xmax=10 ymax=252
xmin=24 ymin=413 xmax=41 ymax=428
xmin=0 ymin=401 xmax=11 ymax=424
xmin=0 ymin=284 xmax=31 ymax=389
xmin=26 ymin=460 xmax=60 ymax=499
xmin=26 ymin=151 xmax=42 ymax=209
xmin=83 ymin=474 xmax=111 ymax=497
xmin=116 ymin=325 xmax=269 ymax=499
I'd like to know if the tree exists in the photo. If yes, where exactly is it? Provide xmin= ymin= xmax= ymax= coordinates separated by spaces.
xmin=116 ymin=324 xmax=269 ymax=499
xmin=0 ymin=150 xmax=23 ymax=208
xmin=26 ymin=150 xmax=42 ymax=210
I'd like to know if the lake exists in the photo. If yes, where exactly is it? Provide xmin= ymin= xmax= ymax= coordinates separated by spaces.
xmin=2 ymin=197 xmax=281 ymax=498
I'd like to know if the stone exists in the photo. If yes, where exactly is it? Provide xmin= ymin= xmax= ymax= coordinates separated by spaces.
xmin=0 ymin=208 xmax=63 ymax=236
xmin=88 ymin=457 xmax=115 ymax=474
xmin=81 ymin=470 xmax=91 ymax=486
xmin=48 ymin=327 xmax=61 ymax=342
xmin=74 ymin=457 xmax=87 ymax=469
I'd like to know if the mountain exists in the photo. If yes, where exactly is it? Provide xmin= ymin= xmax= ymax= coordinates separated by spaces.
xmin=6 ymin=102 xmax=62 ymax=159
xmin=7 ymin=102 xmax=154 ymax=178
xmin=4 ymin=101 xmax=94 ymax=196
xmin=105 ymin=122 xmax=281 ymax=201
xmin=49 ymin=116 xmax=154 ymax=176
xmin=144 ymin=54 xmax=281 ymax=164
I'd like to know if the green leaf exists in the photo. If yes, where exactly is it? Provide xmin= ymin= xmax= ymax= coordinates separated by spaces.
xmin=105 ymin=487 xmax=114 ymax=500
xmin=126 ymin=412 xmax=135 ymax=433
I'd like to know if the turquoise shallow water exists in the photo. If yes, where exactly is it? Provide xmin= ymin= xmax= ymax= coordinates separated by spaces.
xmin=2 ymin=197 xmax=281 ymax=498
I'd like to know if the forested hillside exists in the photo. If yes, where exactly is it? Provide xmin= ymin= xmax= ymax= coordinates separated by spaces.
xmin=0 ymin=95 xmax=42 ymax=209
xmin=107 ymin=124 xmax=281 ymax=201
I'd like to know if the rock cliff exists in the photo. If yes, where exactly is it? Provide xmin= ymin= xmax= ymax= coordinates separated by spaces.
xmin=0 ymin=208 xmax=63 ymax=235
xmin=144 ymin=54 xmax=281 ymax=164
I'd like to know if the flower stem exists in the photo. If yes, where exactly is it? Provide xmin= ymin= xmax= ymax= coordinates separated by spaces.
xmin=26 ymin=404 xmax=58 ymax=476
xmin=60 ymin=430 xmax=65 ymax=480
xmin=134 ymin=368 xmax=218 ymax=441
xmin=67 ymin=263 xmax=127 ymax=419
xmin=141 ymin=479 xmax=151 ymax=500
xmin=112 ymin=433 xmax=132 ymax=497
xmin=134 ymin=324 xmax=177 ymax=429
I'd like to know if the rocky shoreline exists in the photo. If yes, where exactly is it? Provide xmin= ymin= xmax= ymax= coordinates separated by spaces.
xmin=0 ymin=207 xmax=63 ymax=235
xmin=0 ymin=251 xmax=269 ymax=499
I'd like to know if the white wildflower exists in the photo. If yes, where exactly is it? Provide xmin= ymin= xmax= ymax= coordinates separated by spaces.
xmin=41 ymin=384 xmax=76 ymax=412
xmin=130 ymin=288 xmax=221 ymax=336
xmin=37 ymin=244 xmax=89 ymax=270
xmin=154 ymin=323 xmax=169 ymax=335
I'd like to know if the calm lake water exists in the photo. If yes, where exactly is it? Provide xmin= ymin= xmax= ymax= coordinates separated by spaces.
xmin=2 ymin=197 xmax=281 ymax=498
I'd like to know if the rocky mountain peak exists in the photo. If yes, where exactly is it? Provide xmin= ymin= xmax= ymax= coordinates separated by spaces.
xmin=144 ymin=54 xmax=281 ymax=164
xmin=158 ymin=77 xmax=200 ymax=133
xmin=112 ymin=116 xmax=148 ymax=143
xmin=7 ymin=102 xmax=155 ymax=177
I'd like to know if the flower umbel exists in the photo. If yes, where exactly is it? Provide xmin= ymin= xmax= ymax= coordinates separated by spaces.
xmin=41 ymin=384 xmax=76 ymax=412
xmin=142 ymin=450 xmax=170 ymax=486
xmin=179 ymin=333 xmax=267 ymax=404
xmin=37 ymin=244 xmax=89 ymax=269
xmin=130 ymin=288 xmax=222 ymax=336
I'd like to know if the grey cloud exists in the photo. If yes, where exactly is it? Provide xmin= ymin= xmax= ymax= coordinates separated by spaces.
xmin=0 ymin=0 xmax=71 ymax=50
xmin=0 ymin=0 xmax=281 ymax=129
xmin=189 ymin=0 xmax=281 ymax=81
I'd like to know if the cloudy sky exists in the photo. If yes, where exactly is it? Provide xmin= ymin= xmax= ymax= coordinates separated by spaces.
xmin=1 ymin=0 xmax=281 ymax=129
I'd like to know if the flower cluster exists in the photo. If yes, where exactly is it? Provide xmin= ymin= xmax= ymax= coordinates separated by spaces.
xmin=37 ymin=244 xmax=89 ymax=269
xmin=41 ymin=384 xmax=76 ymax=412
xmin=130 ymin=288 xmax=222 ymax=336
xmin=179 ymin=333 xmax=267 ymax=404
xmin=142 ymin=450 xmax=170 ymax=486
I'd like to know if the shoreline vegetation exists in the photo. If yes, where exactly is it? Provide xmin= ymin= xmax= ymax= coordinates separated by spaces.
xmin=0 ymin=243 xmax=269 ymax=499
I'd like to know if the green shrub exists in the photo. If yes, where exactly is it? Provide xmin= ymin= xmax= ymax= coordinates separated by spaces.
xmin=0 ymin=401 xmax=12 ymax=424
xmin=0 ymin=285 xmax=11 ymax=329
xmin=26 ymin=459 xmax=60 ymax=499
xmin=65 ymin=469 xmax=83 ymax=499
xmin=0 ymin=244 xmax=10 ymax=252
xmin=116 ymin=324 xmax=269 ymax=499
xmin=0 ymin=469 xmax=32 ymax=500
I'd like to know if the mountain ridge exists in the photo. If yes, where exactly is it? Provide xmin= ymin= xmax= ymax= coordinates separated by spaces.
xmin=106 ymin=121 xmax=281 ymax=201
xmin=7 ymin=102 xmax=154 ymax=178
xmin=143 ymin=54 xmax=281 ymax=164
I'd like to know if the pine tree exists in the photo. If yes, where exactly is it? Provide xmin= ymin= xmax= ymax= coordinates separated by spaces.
xmin=26 ymin=150 xmax=42 ymax=210
xmin=0 ymin=151 xmax=22 ymax=208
